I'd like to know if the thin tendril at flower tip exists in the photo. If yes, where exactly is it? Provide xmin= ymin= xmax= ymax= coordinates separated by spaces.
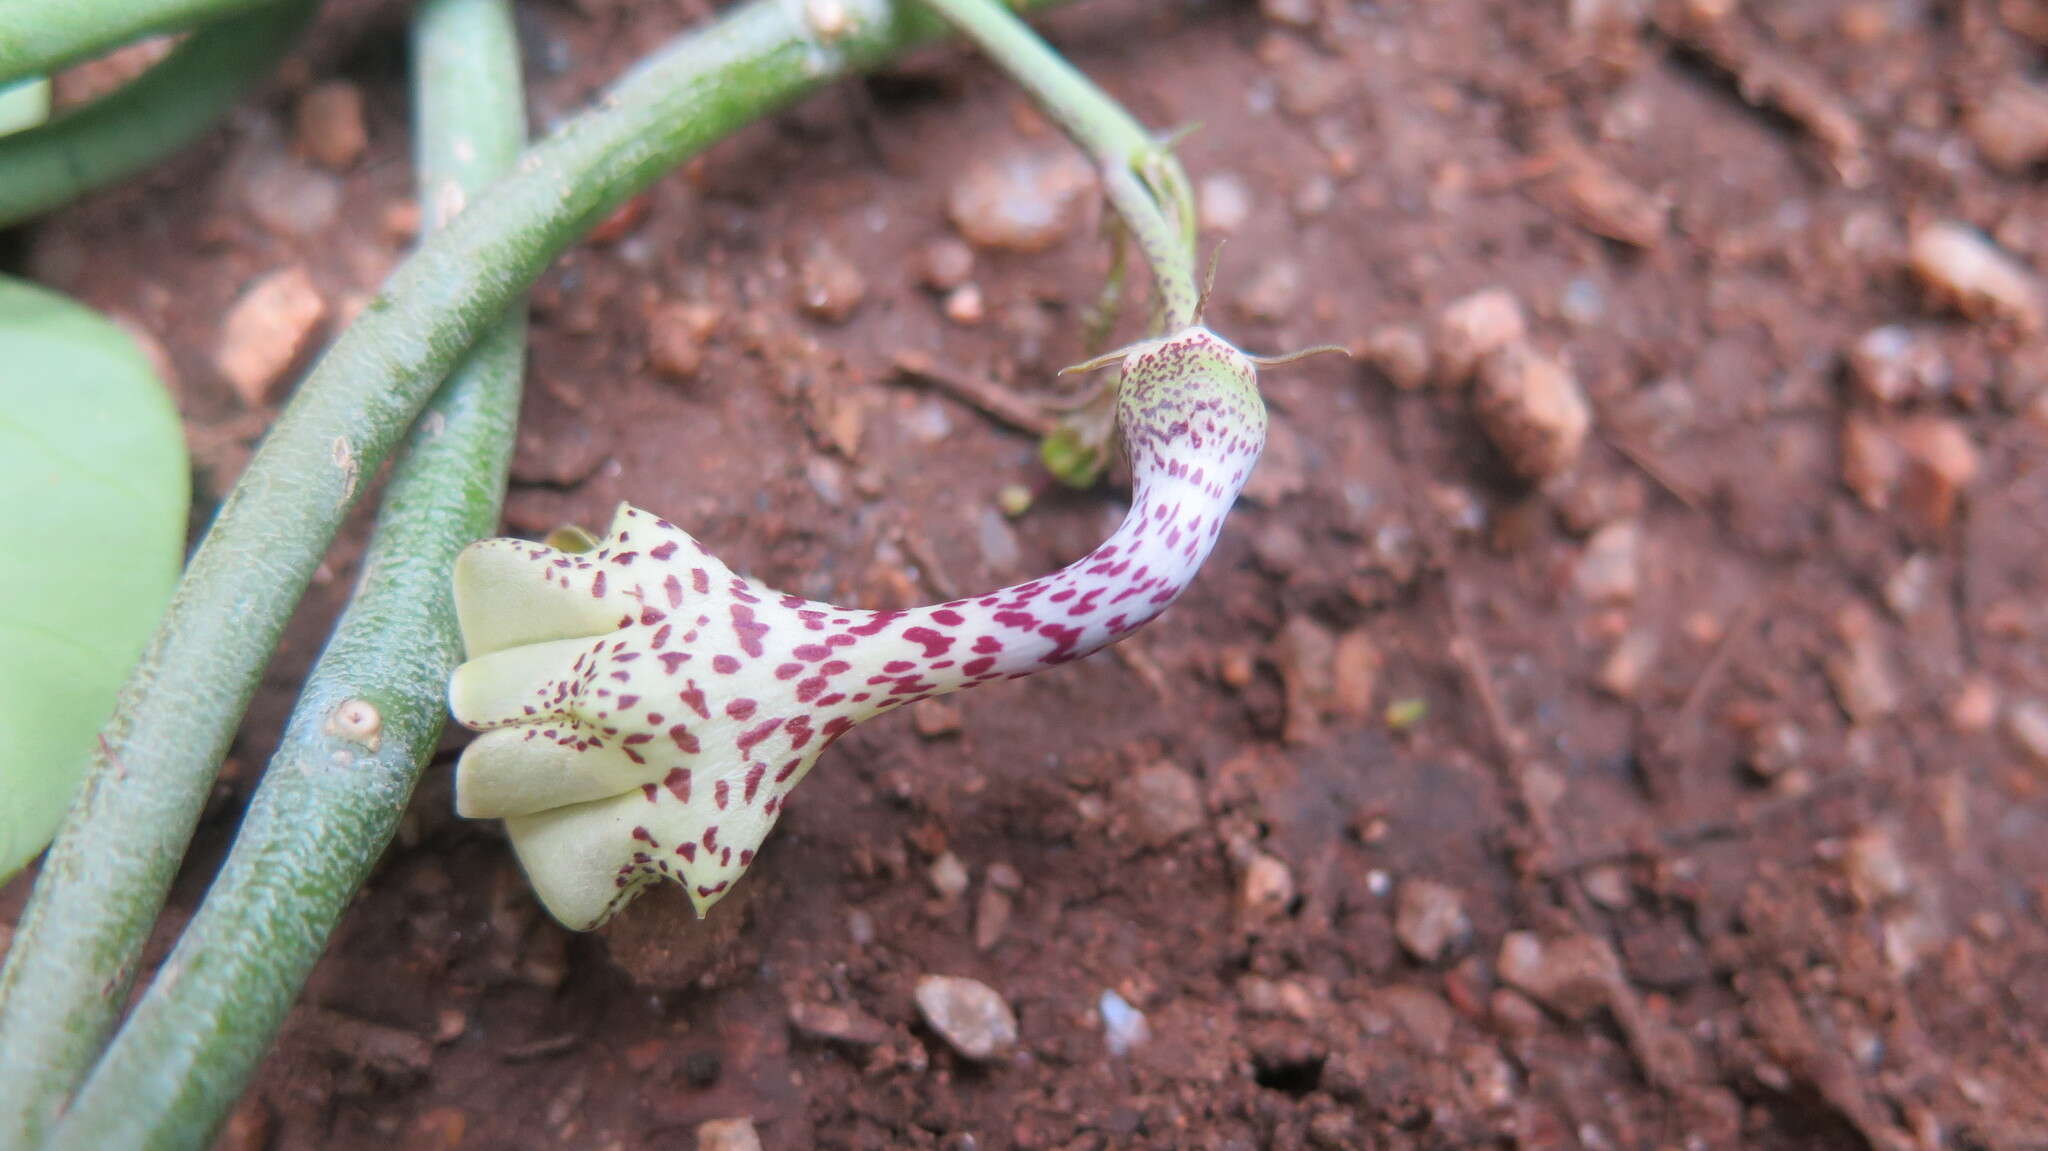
xmin=1248 ymin=344 xmax=1351 ymax=368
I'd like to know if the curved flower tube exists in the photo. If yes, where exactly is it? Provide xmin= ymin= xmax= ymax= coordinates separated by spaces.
xmin=448 ymin=326 xmax=1268 ymax=929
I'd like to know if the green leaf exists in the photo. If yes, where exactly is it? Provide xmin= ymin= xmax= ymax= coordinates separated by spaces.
xmin=0 ymin=76 xmax=49 ymax=138
xmin=0 ymin=276 xmax=188 ymax=881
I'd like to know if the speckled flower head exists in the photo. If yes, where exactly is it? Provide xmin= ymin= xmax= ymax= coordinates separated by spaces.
xmin=448 ymin=325 xmax=1266 ymax=929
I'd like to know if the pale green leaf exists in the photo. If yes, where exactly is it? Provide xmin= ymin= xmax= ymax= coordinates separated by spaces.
xmin=0 ymin=276 xmax=188 ymax=880
xmin=0 ymin=76 xmax=49 ymax=138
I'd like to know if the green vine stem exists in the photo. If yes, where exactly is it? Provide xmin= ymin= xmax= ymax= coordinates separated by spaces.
xmin=0 ymin=0 xmax=1071 ymax=1141
xmin=920 ymin=0 xmax=1199 ymax=329
xmin=36 ymin=1 xmax=527 ymax=1146
xmin=0 ymin=0 xmax=317 ymax=228
xmin=0 ymin=0 xmax=284 ymax=87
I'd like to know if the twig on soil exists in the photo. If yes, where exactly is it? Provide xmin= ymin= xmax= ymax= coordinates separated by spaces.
xmin=1603 ymin=432 xmax=1705 ymax=512
xmin=0 ymin=0 xmax=283 ymax=86
xmin=1440 ymin=575 xmax=1556 ymax=869
xmin=1651 ymin=7 xmax=1870 ymax=186
xmin=895 ymin=522 xmax=963 ymax=601
xmin=498 ymin=1032 xmax=587 ymax=1063
xmin=891 ymin=349 xmax=1057 ymax=437
xmin=37 ymin=2 xmax=528 ymax=1146
xmin=1546 ymin=767 xmax=1867 ymax=876
xmin=1638 ymin=598 xmax=1762 ymax=807
xmin=0 ymin=0 xmax=317 ymax=226
xmin=1111 ymin=638 xmax=1173 ymax=701
xmin=0 ymin=0 xmax=1078 ymax=1140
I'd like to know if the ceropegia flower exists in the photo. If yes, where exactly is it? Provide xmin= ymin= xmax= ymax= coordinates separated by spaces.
xmin=449 ymin=325 xmax=1269 ymax=929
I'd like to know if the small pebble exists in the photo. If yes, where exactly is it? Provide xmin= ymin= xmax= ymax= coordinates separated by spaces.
xmin=1581 ymin=865 xmax=1633 ymax=909
xmin=985 ymin=861 xmax=1023 ymax=892
xmin=1116 ymin=762 xmax=1206 ymax=847
xmin=1967 ymin=77 xmax=2048 ymax=173
xmin=241 ymin=152 xmax=340 ymax=238
xmin=1842 ymin=826 xmax=1911 ymax=907
xmin=1259 ymin=0 xmax=1318 ymax=27
xmin=1596 ymin=631 xmax=1660 ymax=700
xmin=216 ymin=1100 xmax=275 ymax=1151
xmin=216 ymin=266 xmax=327 ymax=406
xmin=1358 ymin=323 xmax=1430 ymax=391
xmin=1883 ymin=553 xmax=1935 ymax=618
xmin=914 ymin=975 xmax=1018 ymax=1060
xmin=1330 ymin=631 xmax=1380 ymax=720
xmin=1098 ymin=990 xmax=1151 ymax=1056
xmin=912 ymin=698 xmax=963 ymax=738
xmin=1846 ymin=325 xmax=1947 ymax=406
xmin=1272 ymin=614 xmax=1337 ymax=744
xmin=695 ymin=1117 xmax=763 ymax=1151
xmin=1234 ymin=258 xmax=1303 ymax=323
xmin=294 ymin=80 xmax=368 ymax=170
xmin=918 ymin=236 xmax=975 ymax=290
xmin=1893 ymin=415 xmax=1980 ymax=533
xmin=928 ymin=851 xmax=970 ymax=900
xmin=1826 ymin=609 xmax=1899 ymax=723
xmin=1496 ymin=932 xmax=1619 ymax=1020
xmin=1908 ymin=221 xmax=2044 ymax=332
xmin=1949 ymin=676 xmax=1999 ymax=733
xmin=1198 ymin=171 xmax=1254 ymax=234
xmin=798 ymin=242 xmax=866 ymax=323
xmin=1434 ymin=287 xmax=1527 ymax=384
xmin=1239 ymin=852 xmax=1296 ymax=921
xmin=2006 ymin=698 xmax=2048 ymax=767
xmin=974 ymin=886 xmax=1012 ymax=950
xmin=788 ymin=1000 xmax=890 ymax=1046
xmin=1743 ymin=720 xmax=1804 ymax=780
xmin=1559 ymin=277 xmax=1606 ymax=326
xmin=1308 ymin=1112 xmax=1359 ymax=1150
xmin=1549 ymin=152 xmax=1666 ymax=248
xmin=1488 ymin=987 xmax=1547 ymax=1039
xmin=948 ymin=146 xmax=1095 ymax=253
xmin=1217 ymin=646 xmax=1257 ymax=689
xmin=847 ymin=908 xmax=876 ymax=945
xmin=942 ymin=283 xmax=985 ymax=326
xmin=1475 ymin=345 xmax=1591 ymax=481
xmin=1841 ymin=413 xmax=1903 ymax=510
xmin=1574 ymin=521 xmax=1641 ymax=605
xmin=646 ymin=300 xmax=719 ymax=381
xmin=1291 ymin=173 xmax=1336 ymax=218
xmin=380 ymin=199 xmax=421 ymax=242
xmin=405 ymin=1107 xmax=468 ymax=1151
xmin=1394 ymin=878 xmax=1471 ymax=964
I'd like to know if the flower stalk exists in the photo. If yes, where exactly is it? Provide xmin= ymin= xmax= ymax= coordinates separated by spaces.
xmin=0 ymin=0 xmax=318 ymax=227
xmin=34 ymin=1 xmax=526 ymax=1146
xmin=0 ymin=0 xmax=285 ymax=87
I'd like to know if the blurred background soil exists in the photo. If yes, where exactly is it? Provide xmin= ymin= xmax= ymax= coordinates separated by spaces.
xmin=8 ymin=0 xmax=2048 ymax=1147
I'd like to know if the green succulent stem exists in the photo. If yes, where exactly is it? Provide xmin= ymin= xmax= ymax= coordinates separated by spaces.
xmin=0 ymin=0 xmax=1071 ymax=1142
xmin=0 ymin=0 xmax=285 ymax=87
xmin=0 ymin=0 xmax=317 ymax=228
xmin=919 ymin=0 xmax=1199 ymax=330
xmin=35 ymin=1 xmax=527 ymax=1146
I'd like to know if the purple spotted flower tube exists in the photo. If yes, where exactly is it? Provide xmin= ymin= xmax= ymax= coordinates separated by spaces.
xmin=447 ymin=326 xmax=1267 ymax=929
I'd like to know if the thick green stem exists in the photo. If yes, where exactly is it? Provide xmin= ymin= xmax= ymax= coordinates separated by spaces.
xmin=36 ymin=2 xmax=526 ymax=1147
xmin=920 ymin=0 xmax=1198 ymax=329
xmin=0 ymin=0 xmax=283 ymax=87
xmin=0 ymin=0 xmax=1072 ymax=1143
xmin=0 ymin=0 xmax=315 ymax=228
